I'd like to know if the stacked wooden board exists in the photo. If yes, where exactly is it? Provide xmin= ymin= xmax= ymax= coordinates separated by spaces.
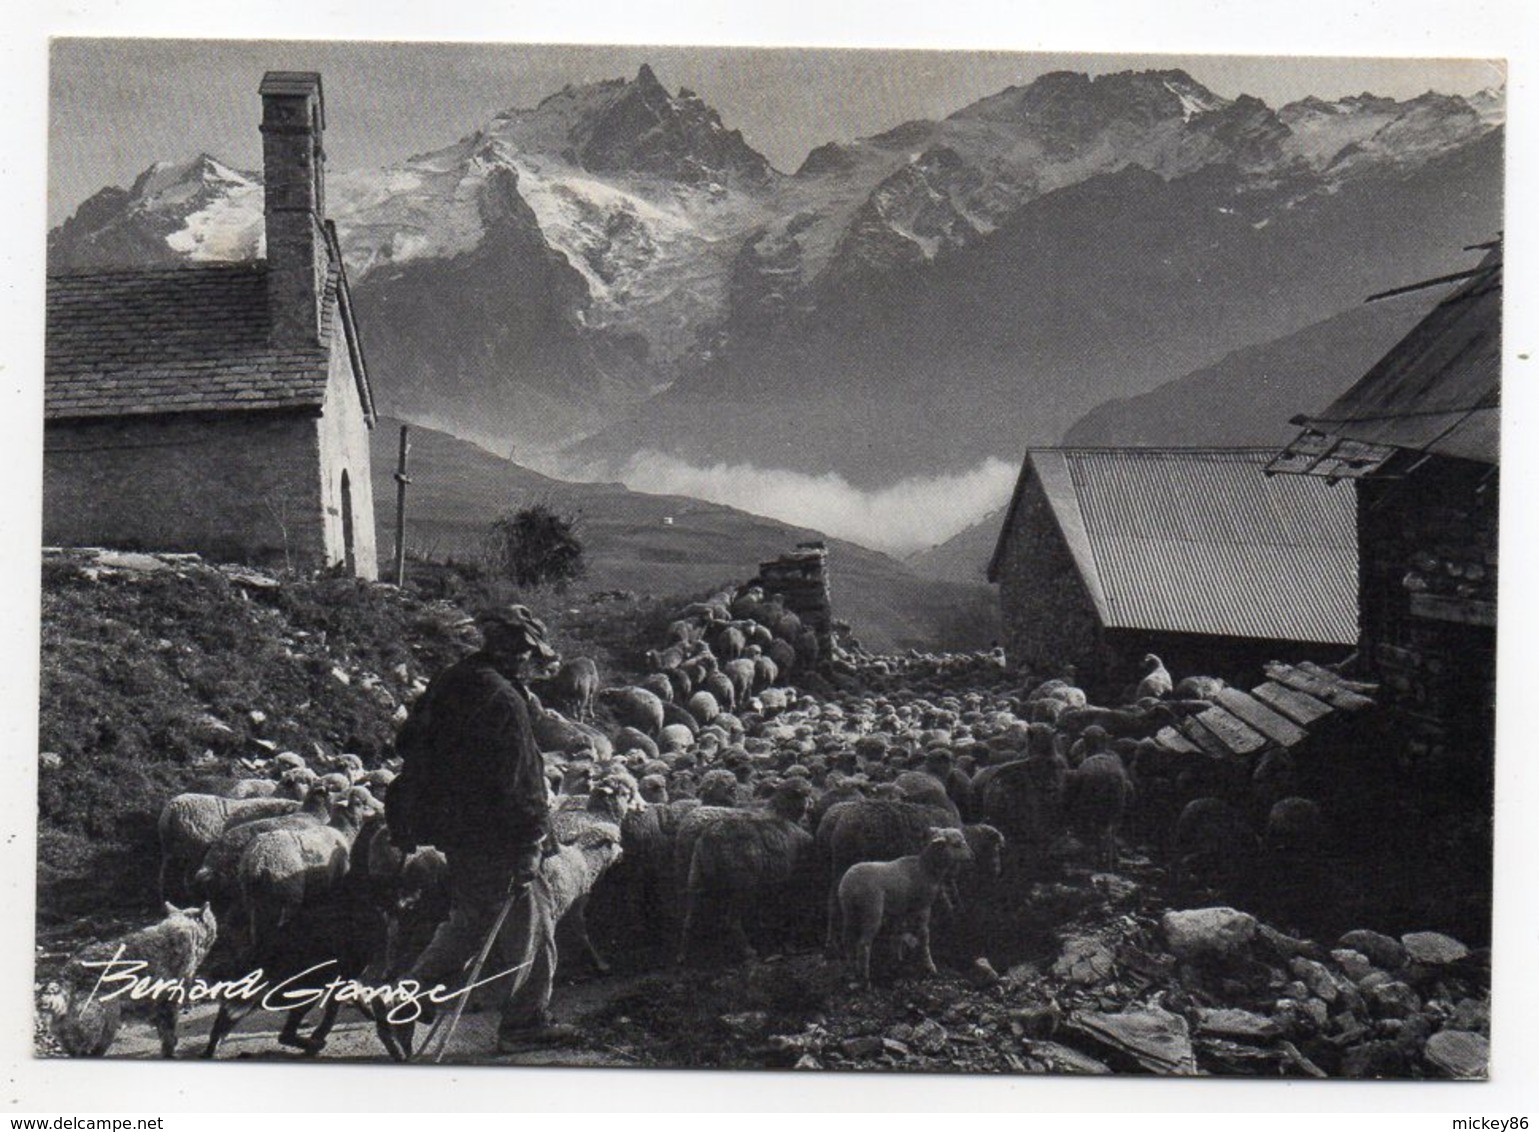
xmin=1153 ymin=661 xmax=1376 ymax=758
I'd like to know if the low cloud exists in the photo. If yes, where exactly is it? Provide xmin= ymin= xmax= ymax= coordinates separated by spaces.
xmin=575 ymin=449 xmax=1018 ymax=557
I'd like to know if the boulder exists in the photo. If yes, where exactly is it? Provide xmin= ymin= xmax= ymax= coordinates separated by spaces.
xmin=1067 ymin=1005 xmax=1198 ymax=1075
xmin=1339 ymin=929 xmax=1406 ymax=971
xmin=1341 ymin=1039 xmax=1411 ymax=1079
xmin=1026 ymin=1040 xmax=1113 ymax=1075
xmin=1330 ymin=948 xmax=1376 ymax=982
xmin=1423 ymin=1030 xmax=1489 ymax=1079
xmin=1162 ymin=907 xmax=1257 ymax=961
xmin=1053 ymin=936 xmax=1117 ymax=985
xmin=1401 ymin=931 xmax=1469 ymax=966
xmin=1195 ymin=1007 xmax=1280 ymax=1042
xmin=1364 ymin=980 xmax=1422 ymax=1020
xmin=1289 ymin=957 xmax=1339 ymax=1004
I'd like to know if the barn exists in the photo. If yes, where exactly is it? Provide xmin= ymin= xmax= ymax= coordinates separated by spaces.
xmin=986 ymin=447 xmax=1358 ymax=693
xmin=1268 ymin=242 xmax=1499 ymax=752
xmin=43 ymin=72 xmax=379 ymax=578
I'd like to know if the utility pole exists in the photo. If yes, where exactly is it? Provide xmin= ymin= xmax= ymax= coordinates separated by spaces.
xmin=393 ymin=424 xmax=411 ymax=587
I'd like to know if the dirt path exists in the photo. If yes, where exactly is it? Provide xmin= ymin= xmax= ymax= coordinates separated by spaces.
xmin=103 ymin=969 xmax=656 ymax=1066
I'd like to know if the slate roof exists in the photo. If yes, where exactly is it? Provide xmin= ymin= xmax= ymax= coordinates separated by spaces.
xmin=1270 ymin=246 xmax=1501 ymax=475
xmin=988 ymin=448 xmax=1358 ymax=645
xmin=45 ymin=261 xmax=346 ymax=420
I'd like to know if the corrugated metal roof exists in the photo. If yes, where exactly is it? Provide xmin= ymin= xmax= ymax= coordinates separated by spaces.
xmin=1285 ymin=247 xmax=1501 ymax=467
xmin=1024 ymin=448 xmax=1358 ymax=644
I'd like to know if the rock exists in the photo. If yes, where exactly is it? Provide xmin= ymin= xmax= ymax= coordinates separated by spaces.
xmin=910 ymin=1019 xmax=948 ymax=1054
xmin=1358 ymin=969 xmax=1393 ymax=991
xmin=968 ymin=957 xmax=1001 ymax=988
xmin=1423 ymin=1030 xmax=1489 ymax=1079
xmin=884 ymin=1022 xmax=914 ymax=1045
xmin=1447 ymin=997 xmax=1490 ymax=1035
xmin=1007 ymin=1002 xmax=1062 ymax=1039
xmin=97 ymin=551 xmax=169 ymax=572
xmin=1339 ymin=929 xmax=1406 ymax=970
xmin=1162 ymin=907 xmax=1257 ymax=961
xmin=1067 ymin=1005 xmax=1197 ymax=1075
xmin=793 ymin=1053 xmax=823 ymax=1070
xmin=839 ymin=1035 xmax=883 ymax=1059
xmin=1289 ymin=957 xmax=1339 ymax=1003
xmin=718 ymin=1011 xmax=769 ymax=1037
xmin=330 ymin=666 xmax=352 ymax=686
xmin=1195 ymin=1007 xmax=1281 ymax=1042
xmin=1330 ymin=948 xmax=1376 ymax=982
xmin=38 ymin=752 xmax=62 ymax=770
xmin=1364 ymin=980 xmax=1421 ymax=1020
xmin=880 ymin=1038 xmax=911 ymax=1057
xmin=1271 ymin=998 xmax=1322 ymax=1039
xmin=1002 ymin=961 xmax=1041 ymax=989
xmin=248 ymin=709 xmax=267 ymax=726
xmin=1090 ymin=872 xmax=1140 ymax=903
xmin=1053 ymin=936 xmax=1117 ymax=985
xmin=1025 ymin=1040 xmax=1113 ymax=1075
xmin=1341 ymin=1039 xmax=1410 ymax=1079
xmin=1400 ymin=931 xmax=1468 ymax=965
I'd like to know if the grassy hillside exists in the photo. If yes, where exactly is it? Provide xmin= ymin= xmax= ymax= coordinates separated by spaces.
xmin=371 ymin=418 xmax=999 ymax=652
xmin=907 ymin=506 xmax=1007 ymax=585
xmin=36 ymin=550 xmax=694 ymax=941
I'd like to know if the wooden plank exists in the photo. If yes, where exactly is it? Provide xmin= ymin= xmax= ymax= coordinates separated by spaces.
xmin=1215 ymin=688 xmax=1310 ymax=747
xmin=1180 ymin=717 xmax=1232 ymax=759
xmin=1296 ymin=660 xmax=1379 ymax=695
xmin=1155 ymin=725 xmax=1200 ymax=755
xmin=1192 ymin=705 xmax=1268 ymax=756
xmin=1253 ymin=681 xmax=1334 ymax=726
xmin=1409 ymin=593 xmax=1496 ymax=627
xmin=1264 ymin=662 xmax=1375 ymax=711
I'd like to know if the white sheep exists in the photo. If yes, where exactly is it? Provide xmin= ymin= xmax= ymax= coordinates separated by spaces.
xmin=1134 ymin=653 xmax=1174 ymax=701
xmin=157 ymin=793 xmax=303 ymax=903
xmin=44 ymin=902 xmax=218 ymax=1058
xmin=837 ymin=827 xmax=973 ymax=986
xmin=237 ymin=788 xmax=380 ymax=950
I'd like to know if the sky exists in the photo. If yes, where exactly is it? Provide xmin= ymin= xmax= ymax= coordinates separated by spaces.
xmin=47 ymin=39 xmax=1505 ymax=225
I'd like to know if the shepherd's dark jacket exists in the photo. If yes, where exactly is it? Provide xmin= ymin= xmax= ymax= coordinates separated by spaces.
xmin=389 ymin=651 xmax=550 ymax=855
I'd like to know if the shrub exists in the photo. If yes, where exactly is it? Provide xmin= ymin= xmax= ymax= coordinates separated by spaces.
xmin=485 ymin=504 xmax=587 ymax=591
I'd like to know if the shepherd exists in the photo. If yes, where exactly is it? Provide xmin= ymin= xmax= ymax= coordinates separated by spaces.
xmin=383 ymin=603 xmax=573 ymax=1056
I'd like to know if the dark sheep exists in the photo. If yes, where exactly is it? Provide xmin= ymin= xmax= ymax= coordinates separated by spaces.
xmin=1170 ymin=796 xmax=1257 ymax=888
xmin=1063 ymin=752 xmax=1134 ymax=868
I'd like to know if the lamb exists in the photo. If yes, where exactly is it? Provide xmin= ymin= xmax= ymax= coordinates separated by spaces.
xmin=658 ymin=723 xmax=696 ymax=754
xmin=1170 ymin=796 xmax=1258 ymax=888
xmin=550 ymin=764 xmax=643 ymax=843
xmin=1063 ymin=752 xmax=1135 ymax=868
xmin=1134 ymin=653 xmax=1173 ymax=701
xmin=44 ymin=902 xmax=218 ymax=1058
xmin=815 ymin=797 xmax=964 ymax=951
xmin=836 ymin=827 xmax=973 ymax=987
xmin=236 ymin=788 xmax=379 ymax=951
xmin=598 ymin=686 xmax=666 ymax=737
xmin=677 ymin=779 xmax=815 ymax=964
xmin=532 ymin=657 xmax=601 ymax=723
xmin=708 ymin=623 xmax=746 ymax=661
xmin=157 ymin=793 xmax=303 ymax=903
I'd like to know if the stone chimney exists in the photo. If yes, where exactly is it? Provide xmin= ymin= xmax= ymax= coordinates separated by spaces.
xmin=259 ymin=71 xmax=328 ymax=347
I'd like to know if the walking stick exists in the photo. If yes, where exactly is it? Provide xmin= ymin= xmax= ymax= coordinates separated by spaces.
xmin=412 ymin=880 xmax=534 ymax=1064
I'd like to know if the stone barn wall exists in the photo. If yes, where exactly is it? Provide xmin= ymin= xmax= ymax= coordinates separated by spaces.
xmin=992 ymin=465 xmax=1105 ymax=681
xmin=43 ymin=410 xmax=325 ymax=570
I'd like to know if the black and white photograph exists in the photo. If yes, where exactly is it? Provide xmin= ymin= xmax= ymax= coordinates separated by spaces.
xmin=9 ymin=2 xmax=1534 ymax=1109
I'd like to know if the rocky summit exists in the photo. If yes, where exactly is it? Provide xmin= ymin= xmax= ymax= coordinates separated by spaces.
xmin=48 ymin=67 xmax=1505 ymax=483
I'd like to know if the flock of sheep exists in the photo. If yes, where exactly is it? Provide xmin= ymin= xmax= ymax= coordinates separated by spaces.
xmin=41 ymin=583 xmax=1331 ymax=1063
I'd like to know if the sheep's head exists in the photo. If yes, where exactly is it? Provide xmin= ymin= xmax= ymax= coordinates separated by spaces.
xmin=769 ymin=777 xmax=814 ymax=821
xmin=921 ymin=827 xmax=973 ymax=874
xmin=964 ymin=824 xmax=1006 ymax=879
xmin=588 ymin=766 xmax=643 ymax=819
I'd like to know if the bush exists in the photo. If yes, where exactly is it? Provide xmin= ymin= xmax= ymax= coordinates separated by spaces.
xmin=485 ymin=504 xmax=587 ymax=591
